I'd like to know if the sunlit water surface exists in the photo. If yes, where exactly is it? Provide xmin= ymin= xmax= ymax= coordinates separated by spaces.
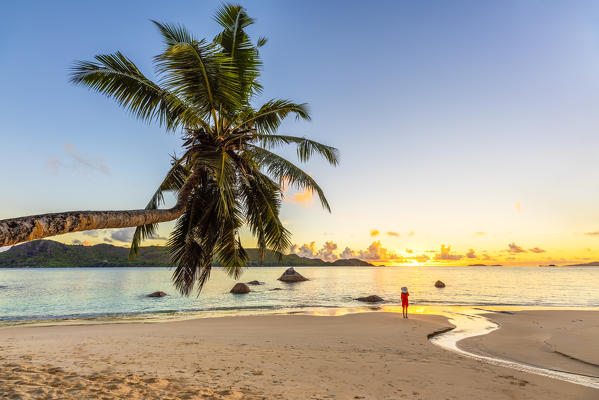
xmin=1 ymin=266 xmax=597 ymax=323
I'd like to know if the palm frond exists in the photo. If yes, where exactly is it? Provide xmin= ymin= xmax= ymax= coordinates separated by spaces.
xmin=256 ymin=36 xmax=268 ymax=48
xmin=168 ymin=182 xmax=220 ymax=295
xmin=213 ymin=3 xmax=263 ymax=102
xmin=248 ymin=146 xmax=332 ymax=212
xmin=129 ymin=157 xmax=190 ymax=259
xmin=237 ymin=161 xmax=291 ymax=257
xmin=70 ymin=52 xmax=198 ymax=130
xmin=233 ymin=99 xmax=310 ymax=133
xmin=253 ymin=134 xmax=339 ymax=166
xmin=152 ymin=20 xmax=196 ymax=47
xmin=155 ymin=39 xmax=240 ymax=122
xmin=214 ymin=213 xmax=248 ymax=278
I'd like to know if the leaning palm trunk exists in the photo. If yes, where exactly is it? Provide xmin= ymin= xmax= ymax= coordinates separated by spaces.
xmin=0 ymin=173 xmax=200 ymax=247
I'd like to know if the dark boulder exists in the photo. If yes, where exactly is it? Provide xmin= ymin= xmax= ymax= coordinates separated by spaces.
xmin=277 ymin=267 xmax=309 ymax=282
xmin=355 ymin=295 xmax=384 ymax=303
xmin=230 ymin=283 xmax=251 ymax=294
xmin=247 ymin=280 xmax=263 ymax=285
xmin=434 ymin=280 xmax=446 ymax=288
xmin=147 ymin=291 xmax=167 ymax=297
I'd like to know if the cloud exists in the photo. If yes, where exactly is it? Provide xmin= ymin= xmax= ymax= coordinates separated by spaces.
xmin=46 ymin=143 xmax=110 ymax=177
xmin=466 ymin=249 xmax=476 ymax=258
xmin=481 ymin=253 xmax=491 ymax=260
xmin=370 ymin=230 xmax=380 ymax=237
xmin=72 ymin=240 xmax=82 ymax=245
xmin=508 ymin=242 xmax=526 ymax=254
xmin=83 ymin=230 xmax=100 ymax=237
xmin=110 ymin=227 xmax=135 ymax=243
xmin=317 ymin=241 xmax=338 ymax=261
xmin=434 ymin=245 xmax=463 ymax=261
xmin=584 ymin=231 xmax=599 ymax=236
xmin=293 ymin=241 xmax=317 ymax=258
xmin=413 ymin=254 xmax=430 ymax=263
xmin=357 ymin=241 xmax=398 ymax=261
xmin=289 ymin=240 xmax=438 ymax=264
xmin=82 ymin=241 xmax=91 ymax=246
xmin=529 ymin=247 xmax=546 ymax=253
xmin=0 ymin=246 xmax=11 ymax=252
xmin=340 ymin=247 xmax=356 ymax=259
xmin=281 ymin=177 xmax=314 ymax=207
xmin=515 ymin=202 xmax=521 ymax=212
xmin=286 ymin=188 xmax=314 ymax=207
xmin=386 ymin=231 xmax=400 ymax=237
xmin=408 ymin=231 xmax=415 ymax=236
xmin=475 ymin=232 xmax=485 ymax=236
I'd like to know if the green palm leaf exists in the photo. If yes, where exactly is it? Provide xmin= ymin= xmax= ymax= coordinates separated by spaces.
xmin=70 ymin=52 xmax=198 ymax=130
xmin=248 ymin=146 xmax=332 ymax=212
xmin=129 ymin=157 xmax=190 ymax=259
xmin=234 ymin=99 xmax=310 ymax=133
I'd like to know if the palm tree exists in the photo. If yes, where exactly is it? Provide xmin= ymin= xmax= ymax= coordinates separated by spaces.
xmin=0 ymin=4 xmax=338 ymax=295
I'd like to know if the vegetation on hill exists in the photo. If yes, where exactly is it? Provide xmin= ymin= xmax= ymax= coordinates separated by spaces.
xmin=0 ymin=240 xmax=372 ymax=268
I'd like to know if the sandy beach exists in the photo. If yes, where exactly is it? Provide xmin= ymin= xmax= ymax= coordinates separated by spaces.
xmin=0 ymin=311 xmax=597 ymax=399
xmin=459 ymin=310 xmax=599 ymax=377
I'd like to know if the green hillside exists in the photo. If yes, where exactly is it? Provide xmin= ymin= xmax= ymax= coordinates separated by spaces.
xmin=0 ymin=240 xmax=373 ymax=268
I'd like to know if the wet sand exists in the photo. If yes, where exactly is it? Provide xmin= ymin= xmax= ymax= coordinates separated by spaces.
xmin=0 ymin=312 xmax=596 ymax=399
xmin=459 ymin=310 xmax=599 ymax=377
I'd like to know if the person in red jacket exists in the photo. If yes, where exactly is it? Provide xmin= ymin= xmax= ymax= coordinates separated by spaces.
xmin=401 ymin=287 xmax=409 ymax=318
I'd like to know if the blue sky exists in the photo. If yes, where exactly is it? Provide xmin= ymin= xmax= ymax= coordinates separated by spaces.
xmin=2 ymin=1 xmax=599 ymax=264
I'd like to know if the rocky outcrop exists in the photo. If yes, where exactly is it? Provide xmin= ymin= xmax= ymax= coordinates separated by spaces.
xmin=355 ymin=295 xmax=384 ymax=303
xmin=147 ymin=291 xmax=167 ymax=297
xmin=277 ymin=267 xmax=308 ymax=282
xmin=246 ymin=280 xmax=263 ymax=285
xmin=230 ymin=283 xmax=251 ymax=294
xmin=434 ymin=280 xmax=446 ymax=288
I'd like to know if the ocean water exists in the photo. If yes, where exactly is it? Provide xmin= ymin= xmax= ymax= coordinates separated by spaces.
xmin=0 ymin=266 xmax=597 ymax=322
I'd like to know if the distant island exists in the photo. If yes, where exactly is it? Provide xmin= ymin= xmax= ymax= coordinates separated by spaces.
xmin=467 ymin=264 xmax=502 ymax=267
xmin=565 ymin=261 xmax=599 ymax=267
xmin=0 ymin=240 xmax=373 ymax=268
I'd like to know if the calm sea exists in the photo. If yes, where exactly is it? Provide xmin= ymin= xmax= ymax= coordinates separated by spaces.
xmin=0 ymin=266 xmax=597 ymax=322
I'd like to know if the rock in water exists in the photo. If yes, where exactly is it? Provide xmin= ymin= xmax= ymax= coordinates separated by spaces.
xmin=230 ymin=283 xmax=251 ymax=294
xmin=246 ymin=280 xmax=263 ymax=285
xmin=355 ymin=295 xmax=384 ymax=303
xmin=434 ymin=280 xmax=446 ymax=288
xmin=147 ymin=291 xmax=167 ymax=297
xmin=277 ymin=267 xmax=309 ymax=282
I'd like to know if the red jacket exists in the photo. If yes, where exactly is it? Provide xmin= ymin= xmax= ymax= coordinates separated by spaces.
xmin=401 ymin=292 xmax=409 ymax=305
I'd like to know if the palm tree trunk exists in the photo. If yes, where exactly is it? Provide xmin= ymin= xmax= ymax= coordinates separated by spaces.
xmin=0 ymin=173 xmax=200 ymax=247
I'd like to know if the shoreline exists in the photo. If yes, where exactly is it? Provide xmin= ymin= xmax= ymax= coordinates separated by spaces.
xmin=458 ymin=310 xmax=599 ymax=379
xmin=0 ymin=309 xmax=597 ymax=399
xmin=2 ymin=303 xmax=598 ymax=329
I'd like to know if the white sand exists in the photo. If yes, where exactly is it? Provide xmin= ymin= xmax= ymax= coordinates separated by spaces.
xmin=0 ymin=311 xmax=596 ymax=399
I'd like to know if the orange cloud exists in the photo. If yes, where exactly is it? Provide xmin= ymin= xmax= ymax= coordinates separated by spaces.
xmin=475 ymin=232 xmax=485 ymax=236
xmin=370 ymin=230 xmax=380 ymax=237
xmin=386 ymin=231 xmax=400 ymax=237
xmin=284 ymin=188 xmax=314 ymax=207
xmin=508 ymin=242 xmax=526 ymax=254
xmin=466 ymin=249 xmax=476 ymax=258
xmin=434 ymin=245 xmax=463 ymax=261
xmin=529 ymin=247 xmax=546 ymax=253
